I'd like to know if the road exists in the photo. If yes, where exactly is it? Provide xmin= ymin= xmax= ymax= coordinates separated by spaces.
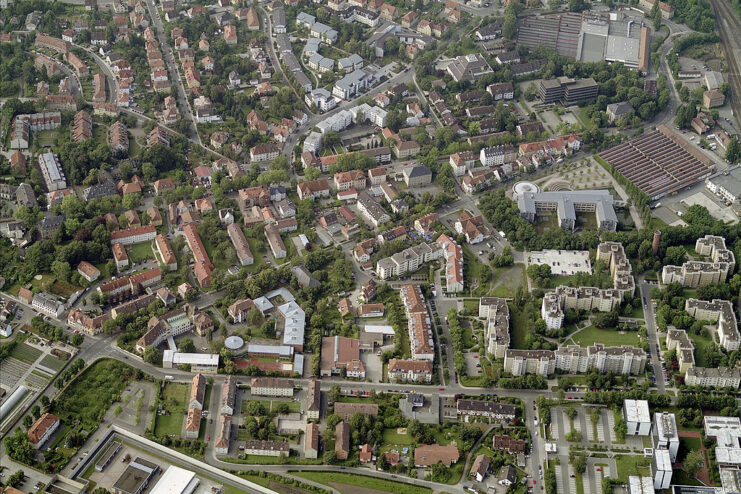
xmin=142 ymin=0 xmax=201 ymax=146
xmin=639 ymin=278 xmax=666 ymax=394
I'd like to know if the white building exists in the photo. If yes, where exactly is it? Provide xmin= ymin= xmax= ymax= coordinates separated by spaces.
xmin=31 ymin=293 xmax=65 ymax=318
xmin=149 ymin=466 xmax=199 ymax=494
xmin=305 ymin=88 xmax=337 ymax=112
xmin=624 ymin=399 xmax=651 ymax=436
xmin=652 ymin=412 xmax=679 ymax=463
xmin=162 ymin=352 xmax=219 ymax=373
xmin=250 ymin=377 xmax=294 ymax=397
xmin=38 ymin=152 xmax=67 ymax=191
xmin=652 ymin=449 xmax=672 ymax=490
xmin=540 ymin=293 xmax=564 ymax=330
xmin=685 ymin=366 xmax=741 ymax=389
xmin=628 ymin=476 xmax=655 ymax=494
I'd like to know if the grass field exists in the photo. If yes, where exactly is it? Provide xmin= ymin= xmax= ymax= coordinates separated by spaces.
xmin=56 ymin=359 xmax=133 ymax=430
xmin=51 ymin=279 xmax=81 ymax=297
xmin=382 ymin=428 xmax=415 ymax=445
xmin=155 ymin=383 xmax=189 ymax=437
xmin=10 ymin=343 xmax=42 ymax=364
xmin=127 ymin=241 xmax=155 ymax=262
xmin=293 ymin=472 xmax=432 ymax=494
xmin=688 ymin=331 xmax=714 ymax=367
xmin=615 ymin=455 xmax=651 ymax=482
xmin=462 ymin=298 xmax=479 ymax=315
xmin=569 ymin=326 xmax=641 ymax=347
xmin=489 ymin=264 xmax=525 ymax=298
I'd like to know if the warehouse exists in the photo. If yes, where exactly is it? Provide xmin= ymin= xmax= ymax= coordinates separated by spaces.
xmin=149 ymin=466 xmax=199 ymax=494
xmin=599 ymin=125 xmax=714 ymax=199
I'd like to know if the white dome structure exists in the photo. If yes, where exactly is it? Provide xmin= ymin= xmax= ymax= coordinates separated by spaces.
xmin=513 ymin=181 xmax=539 ymax=201
xmin=224 ymin=335 xmax=244 ymax=351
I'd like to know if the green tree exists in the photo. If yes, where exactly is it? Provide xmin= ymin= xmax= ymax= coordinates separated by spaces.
xmin=684 ymin=450 xmax=704 ymax=476
xmin=726 ymin=137 xmax=740 ymax=163
xmin=7 ymin=470 xmax=25 ymax=488
xmin=143 ymin=346 xmax=162 ymax=365
xmin=4 ymin=429 xmax=35 ymax=464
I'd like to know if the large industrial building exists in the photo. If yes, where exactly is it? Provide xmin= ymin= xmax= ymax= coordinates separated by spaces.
xmin=598 ymin=125 xmax=714 ymax=200
xmin=518 ymin=11 xmax=650 ymax=73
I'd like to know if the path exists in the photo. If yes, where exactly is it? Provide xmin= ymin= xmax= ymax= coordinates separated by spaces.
xmin=678 ymin=430 xmax=711 ymax=486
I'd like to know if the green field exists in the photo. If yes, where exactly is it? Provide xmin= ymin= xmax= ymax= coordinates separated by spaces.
xmin=127 ymin=241 xmax=155 ymax=262
xmin=293 ymin=472 xmax=432 ymax=494
xmin=155 ymin=382 xmax=189 ymax=437
xmin=569 ymin=326 xmax=641 ymax=347
xmin=462 ymin=298 xmax=479 ymax=315
xmin=688 ymin=331 xmax=714 ymax=367
xmin=10 ymin=343 xmax=42 ymax=364
xmin=489 ymin=264 xmax=525 ymax=298
xmin=242 ymin=399 xmax=301 ymax=414
xmin=615 ymin=455 xmax=651 ymax=482
xmin=382 ymin=428 xmax=415 ymax=445
xmin=56 ymin=359 xmax=134 ymax=429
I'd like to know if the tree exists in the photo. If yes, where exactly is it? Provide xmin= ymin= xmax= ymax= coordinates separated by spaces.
xmin=569 ymin=451 xmax=587 ymax=474
xmin=4 ymin=429 xmax=35 ymax=464
xmin=429 ymin=461 xmax=452 ymax=482
xmin=143 ymin=346 xmax=162 ymax=365
xmin=180 ymin=338 xmax=196 ymax=353
xmin=568 ymin=0 xmax=589 ymax=11
xmin=7 ymin=470 xmax=25 ymax=488
xmin=684 ymin=450 xmax=704 ymax=476
xmin=328 ymin=385 xmax=341 ymax=404
xmin=23 ymin=415 xmax=33 ymax=429
xmin=726 ymin=137 xmax=740 ymax=164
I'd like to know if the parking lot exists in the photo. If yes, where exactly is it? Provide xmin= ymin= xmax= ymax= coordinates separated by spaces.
xmin=654 ymin=184 xmax=739 ymax=225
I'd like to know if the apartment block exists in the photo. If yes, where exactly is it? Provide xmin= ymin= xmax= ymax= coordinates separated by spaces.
xmin=662 ymin=235 xmax=735 ymax=287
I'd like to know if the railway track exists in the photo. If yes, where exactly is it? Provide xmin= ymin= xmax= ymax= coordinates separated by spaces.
xmin=707 ymin=0 xmax=741 ymax=127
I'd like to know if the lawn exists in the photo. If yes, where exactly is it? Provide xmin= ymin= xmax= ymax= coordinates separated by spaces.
xmin=509 ymin=302 xmax=535 ymax=350
xmin=382 ymin=428 xmax=415 ymax=445
xmin=672 ymin=470 xmax=703 ymax=486
xmin=10 ymin=343 xmax=42 ymax=364
xmin=489 ymin=264 xmax=525 ymax=298
xmin=688 ymin=331 xmax=715 ymax=367
xmin=127 ymin=241 xmax=155 ymax=262
xmin=155 ymin=382 xmax=189 ymax=437
xmin=614 ymin=455 xmax=651 ymax=482
xmin=569 ymin=326 xmax=641 ymax=347
xmin=51 ymin=279 xmax=82 ymax=297
xmin=293 ymin=472 xmax=431 ymax=494
xmin=629 ymin=305 xmax=645 ymax=319
xmin=462 ymin=298 xmax=480 ymax=315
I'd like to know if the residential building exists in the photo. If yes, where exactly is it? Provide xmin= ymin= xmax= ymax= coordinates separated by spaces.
xmin=414 ymin=444 xmax=459 ymax=467
xmin=250 ymin=377 xmax=294 ymax=397
xmin=685 ymin=297 xmax=740 ymax=351
xmin=480 ymin=297 xmax=511 ymax=358
xmin=376 ymin=243 xmax=443 ymax=279
xmin=38 ymin=152 xmax=66 ymax=191
xmin=652 ymin=412 xmax=679 ymax=462
xmin=662 ymin=235 xmax=735 ymax=288
xmin=28 ymin=413 xmax=60 ymax=449
xmin=264 ymin=223 xmax=287 ymax=259
xmin=357 ymin=191 xmax=390 ymax=227
xmin=685 ymin=366 xmax=741 ymax=389
xmin=402 ymin=165 xmax=431 ymax=186
xmin=305 ymin=423 xmax=319 ymax=458
xmin=335 ymin=422 xmax=350 ymax=460
xmin=320 ymin=336 xmax=366 ymax=378
xmin=387 ymin=359 xmax=433 ymax=382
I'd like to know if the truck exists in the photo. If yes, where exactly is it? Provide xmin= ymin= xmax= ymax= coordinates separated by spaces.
xmin=164 ymin=375 xmax=174 ymax=381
